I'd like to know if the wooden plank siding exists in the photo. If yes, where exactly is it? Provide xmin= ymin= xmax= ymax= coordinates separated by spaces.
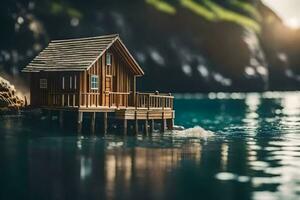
xmin=30 ymin=71 xmax=80 ymax=107
xmin=78 ymin=47 xmax=135 ymax=108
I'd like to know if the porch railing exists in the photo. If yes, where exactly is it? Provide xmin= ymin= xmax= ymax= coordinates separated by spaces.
xmin=108 ymin=92 xmax=131 ymax=107
xmin=47 ymin=91 xmax=174 ymax=109
xmin=135 ymin=92 xmax=174 ymax=109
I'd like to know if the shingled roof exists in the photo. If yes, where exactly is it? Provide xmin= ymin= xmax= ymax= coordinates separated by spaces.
xmin=22 ymin=34 xmax=144 ymax=75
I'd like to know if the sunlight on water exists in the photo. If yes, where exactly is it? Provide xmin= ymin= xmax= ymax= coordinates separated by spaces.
xmin=0 ymin=92 xmax=300 ymax=200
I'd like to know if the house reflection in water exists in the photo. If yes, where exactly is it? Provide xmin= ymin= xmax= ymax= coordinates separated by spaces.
xmin=28 ymin=138 xmax=203 ymax=200
xmin=104 ymin=144 xmax=202 ymax=199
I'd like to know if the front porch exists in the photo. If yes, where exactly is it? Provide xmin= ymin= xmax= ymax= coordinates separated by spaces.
xmin=43 ymin=91 xmax=175 ymax=134
xmin=46 ymin=91 xmax=174 ymax=110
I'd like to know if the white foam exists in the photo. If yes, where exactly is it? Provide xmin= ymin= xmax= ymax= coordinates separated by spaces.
xmin=174 ymin=126 xmax=214 ymax=139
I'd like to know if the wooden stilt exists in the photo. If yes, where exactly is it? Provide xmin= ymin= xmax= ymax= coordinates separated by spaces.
xmin=134 ymin=119 xmax=139 ymax=135
xmin=47 ymin=110 xmax=52 ymax=126
xmin=77 ymin=112 xmax=83 ymax=134
xmin=167 ymin=119 xmax=174 ymax=130
xmin=134 ymin=111 xmax=138 ymax=135
xmin=123 ymin=119 xmax=128 ymax=135
xmin=90 ymin=112 xmax=96 ymax=134
xmin=161 ymin=119 xmax=166 ymax=132
xmin=48 ymin=110 xmax=52 ymax=120
xmin=144 ymin=120 xmax=149 ymax=135
xmin=102 ymin=112 xmax=108 ymax=135
xmin=161 ymin=112 xmax=166 ymax=132
xmin=59 ymin=110 xmax=64 ymax=128
xmin=149 ymin=119 xmax=155 ymax=133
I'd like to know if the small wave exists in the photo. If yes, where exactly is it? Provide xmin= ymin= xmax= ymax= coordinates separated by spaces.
xmin=173 ymin=126 xmax=214 ymax=139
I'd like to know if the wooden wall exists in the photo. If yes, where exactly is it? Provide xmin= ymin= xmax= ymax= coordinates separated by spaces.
xmin=30 ymin=71 xmax=80 ymax=107
xmin=79 ymin=45 xmax=135 ymax=107
xmin=30 ymin=45 xmax=136 ymax=108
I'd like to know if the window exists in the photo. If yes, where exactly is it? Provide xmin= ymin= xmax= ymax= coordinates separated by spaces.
xmin=62 ymin=76 xmax=65 ymax=89
xmin=40 ymin=79 xmax=47 ymax=89
xmin=91 ymin=75 xmax=99 ymax=90
xmin=106 ymin=53 xmax=112 ymax=66
xmin=74 ymin=75 xmax=77 ymax=90
xmin=70 ymin=76 xmax=72 ymax=89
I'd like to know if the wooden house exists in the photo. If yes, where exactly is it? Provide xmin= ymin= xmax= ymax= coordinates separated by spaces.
xmin=22 ymin=34 xmax=174 ymax=134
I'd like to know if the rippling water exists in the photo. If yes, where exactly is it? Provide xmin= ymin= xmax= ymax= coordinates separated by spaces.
xmin=0 ymin=92 xmax=300 ymax=200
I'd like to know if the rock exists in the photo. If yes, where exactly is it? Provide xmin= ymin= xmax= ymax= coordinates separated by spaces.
xmin=0 ymin=77 xmax=24 ymax=110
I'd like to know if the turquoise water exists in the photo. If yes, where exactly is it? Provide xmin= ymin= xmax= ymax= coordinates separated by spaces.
xmin=1 ymin=92 xmax=300 ymax=200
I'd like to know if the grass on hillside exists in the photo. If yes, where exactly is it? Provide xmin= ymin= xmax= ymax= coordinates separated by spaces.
xmin=146 ymin=0 xmax=261 ymax=33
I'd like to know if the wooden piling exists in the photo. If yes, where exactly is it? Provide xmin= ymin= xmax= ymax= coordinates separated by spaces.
xmin=149 ymin=119 xmax=154 ymax=133
xmin=144 ymin=120 xmax=149 ymax=135
xmin=161 ymin=112 xmax=166 ymax=132
xmin=90 ymin=112 xmax=96 ymax=134
xmin=167 ymin=119 xmax=174 ymax=130
xmin=134 ymin=111 xmax=139 ymax=134
xmin=77 ymin=111 xmax=83 ymax=134
xmin=102 ymin=112 xmax=108 ymax=135
xmin=47 ymin=110 xmax=52 ymax=126
xmin=59 ymin=110 xmax=64 ymax=128
xmin=161 ymin=119 xmax=166 ymax=132
xmin=48 ymin=110 xmax=52 ymax=120
xmin=123 ymin=119 xmax=128 ymax=135
xmin=134 ymin=119 xmax=139 ymax=135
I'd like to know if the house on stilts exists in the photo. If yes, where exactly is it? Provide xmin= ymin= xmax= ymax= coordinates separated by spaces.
xmin=22 ymin=34 xmax=175 ymax=134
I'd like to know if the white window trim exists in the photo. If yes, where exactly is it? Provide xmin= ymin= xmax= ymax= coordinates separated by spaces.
xmin=91 ymin=75 xmax=99 ymax=90
xmin=106 ymin=53 xmax=112 ymax=66
xmin=62 ymin=76 xmax=65 ymax=90
xmin=70 ymin=76 xmax=72 ymax=89
xmin=74 ymin=75 xmax=77 ymax=90
xmin=40 ymin=78 xmax=47 ymax=89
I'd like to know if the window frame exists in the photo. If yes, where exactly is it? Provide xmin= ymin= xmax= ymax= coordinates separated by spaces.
xmin=106 ymin=53 xmax=112 ymax=66
xmin=70 ymin=76 xmax=72 ymax=89
xmin=62 ymin=76 xmax=65 ymax=90
xmin=90 ymin=75 xmax=99 ymax=90
xmin=39 ymin=78 xmax=47 ymax=89
xmin=74 ymin=75 xmax=77 ymax=90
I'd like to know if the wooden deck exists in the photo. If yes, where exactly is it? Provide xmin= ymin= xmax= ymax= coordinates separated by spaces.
xmin=43 ymin=92 xmax=175 ymax=134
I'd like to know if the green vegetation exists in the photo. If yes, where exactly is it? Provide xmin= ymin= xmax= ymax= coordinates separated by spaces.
xmin=180 ymin=0 xmax=216 ymax=20
xmin=230 ymin=0 xmax=261 ymax=21
xmin=148 ymin=0 xmax=261 ymax=32
xmin=50 ymin=1 xmax=82 ymax=18
xmin=146 ymin=0 xmax=177 ymax=15
xmin=204 ymin=0 xmax=260 ymax=32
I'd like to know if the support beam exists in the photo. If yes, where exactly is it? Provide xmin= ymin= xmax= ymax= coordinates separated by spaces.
xmin=167 ymin=119 xmax=174 ymax=130
xmin=123 ymin=119 xmax=128 ymax=135
xmin=134 ymin=119 xmax=139 ymax=135
xmin=143 ymin=120 xmax=149 ymax=135
xmin=161 ymin=112 xmax=166 ymax=133
xmin=90 ymin=112 xmax=96 ymax=134
xmin=77 ymin=112 xmax=83 ymax=134
xmin=59 ymin=110 xmax=64 ymax=128
xmin=149 ymin=119 xmax=155 ymax=133
xmin=161 ymin=119 xmax=166 ymax=133
xmin=134 ymin=111 xmax=138 ymax=135
xmin=48 ymin=110 xmax=52 ymax=120
xmin=47 ymin=110 xmax=52 ymax=126
xmin=102 ymin=112 xmax=108 ymax=135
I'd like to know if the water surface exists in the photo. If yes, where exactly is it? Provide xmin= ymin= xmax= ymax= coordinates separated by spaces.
xmin=1 ymin=92 xmax=300 ymax=200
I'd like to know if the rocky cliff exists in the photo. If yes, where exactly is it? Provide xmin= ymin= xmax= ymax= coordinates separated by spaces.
xmin=0 ymin=0 xmax=299 ymax=92
xmin=0 ymin=77 xmax=24 ymax=110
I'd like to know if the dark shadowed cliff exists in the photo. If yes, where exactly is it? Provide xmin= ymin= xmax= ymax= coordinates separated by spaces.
xmin=0 ymin=0 xmax=299 ymax=92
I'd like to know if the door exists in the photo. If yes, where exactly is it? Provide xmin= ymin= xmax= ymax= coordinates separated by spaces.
xmin=105 ymin=75 xmax=112 ymax=106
